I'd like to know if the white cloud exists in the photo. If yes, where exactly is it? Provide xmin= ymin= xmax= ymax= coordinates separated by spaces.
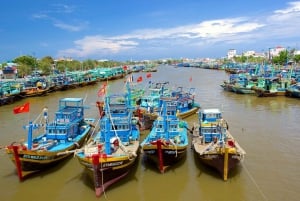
xmin=58 ymin=36 xmax=138 ymax=57
xmin=274 ymin=1 xmax=300 ymax=14
xmin=59 ymin=1 xmax=300 ymax=58
xmin=53 ymin=21 xmax=88 ymax=32
xmin=59 ymin=17 xmax=264 ymax=58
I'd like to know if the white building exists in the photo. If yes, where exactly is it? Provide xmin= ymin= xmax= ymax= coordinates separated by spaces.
xmin=227 ymin=49 xmax=237 ymax=59
xmin=243 ymin=50 xmax=256 ymax=57
xmin=269 ymin=46 xmax=286 ymax=57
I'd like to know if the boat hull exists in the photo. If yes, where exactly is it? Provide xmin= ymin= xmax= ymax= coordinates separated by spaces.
xmin=142 ymin=144 xmax=187 ymax=173
xmin=176 ymin=106 xmax=200 ymax=119
xmin=77 ymin=145 xmax=139 ymax=197
xmin=194 ymin=151 xmax=242 ymax=179
xmin=5 ymin=139 xmax=86 ymax=179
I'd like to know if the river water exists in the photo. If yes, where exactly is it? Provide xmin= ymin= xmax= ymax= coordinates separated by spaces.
xmin=0 ymin=65 xmax=299 ymax=201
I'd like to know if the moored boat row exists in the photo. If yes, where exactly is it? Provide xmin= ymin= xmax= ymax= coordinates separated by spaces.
xmin=0 ymin=65 xmax=142 ymax=106
xmin=221 ymin=64 xmax=300 ymax=98
xmin=3 ymin=67 xmax=246 ymax=198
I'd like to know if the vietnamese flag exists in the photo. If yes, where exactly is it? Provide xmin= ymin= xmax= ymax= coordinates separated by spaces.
xmin=137 ymin=76 xmax=143 ymax=83
xmin=146 ymin=73 xmax=152 ymax=78
xmin=13 ymin=102 xmax=30 ymax=114
xmin=97 ymin=83 xmax=107 ymax=97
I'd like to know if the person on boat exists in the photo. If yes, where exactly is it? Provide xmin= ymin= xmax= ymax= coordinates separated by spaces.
xmin=192 ymin=123 xmax=200 ymax=137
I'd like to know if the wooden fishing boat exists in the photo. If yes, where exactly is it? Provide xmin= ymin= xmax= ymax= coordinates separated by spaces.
xmin=136 ymin=85 xmax=200 ymax=129
xmin=135 ymin=81 xmax=171 ymax=129
xmin=252 ymin=77 xmax=290 ymax=97
xmin=0 ymin=81 xmax=23 ymax=105
xmin=75 ymin=88 xmax=140 ymax=197
xmin=191 ymin=108 xmax=246 ymax=180
xmin=171 ymin=87 xmax=200 ymax=119
xmin=19 ymin=86 xmax=49 ymax=97
xmin=140 ymin=99 xmax=189 ymax=173
xmin=5 ymin=98 xmax=95 ymax=181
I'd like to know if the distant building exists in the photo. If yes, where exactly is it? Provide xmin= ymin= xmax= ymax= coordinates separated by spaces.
xmin=2 ymin=62 xmax=18 ymax=79
xmin=294 ymin=50 xmax=300 ymax=55
xmin=243 ymin=50 xmax=256 ymax=57
xmin=269 ymin=46 xmax=286 ymax=57
xmin=227 ymin=49 xmax=237 ymax=59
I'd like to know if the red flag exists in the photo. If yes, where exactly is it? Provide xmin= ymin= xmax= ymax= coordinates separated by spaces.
xmin=146 ymin=73 xmax=152 ymax=78
xmin=137 ymin=76 xmax=143 ymax=83
xmin=189 ymin=76 xmax=192 ymax=82
xmin=13 ymin=102 xmax=30 ymax=114
xmin=97 ymin=83 xmax=107 ymax=97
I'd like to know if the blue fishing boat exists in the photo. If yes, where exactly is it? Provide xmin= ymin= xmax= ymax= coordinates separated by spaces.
xmin=140 ymin=99 xmax=189 ymax=173
xmin=286 ymin=83 xmax=300 ymax=98
xmin=135 ymin=81 xmax=171 ymax=129
xmin=191 ymin=108 xmax=246 ymax=180
xmin=136 ymin=85 xmax=200 ymax=129
xmin=75 ymin=87 xmax=140 ymax=197
xmin=171 ymin=86 xmax=200 ymax=119
xmin=5 ymin=98 xmax=95 ymax=181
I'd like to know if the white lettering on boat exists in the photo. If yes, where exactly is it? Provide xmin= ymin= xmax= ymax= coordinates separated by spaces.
xmin=103 ymin=161 xmax=123 ymax=167
xmin=23 ymin=155 xmax=49 ymax=160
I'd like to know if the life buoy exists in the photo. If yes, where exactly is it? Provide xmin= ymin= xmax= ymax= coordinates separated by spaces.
xmin=32 ymin=143 xmax=39 ymax=149
xmin=110 ymin=137 xmax=119 ymax=151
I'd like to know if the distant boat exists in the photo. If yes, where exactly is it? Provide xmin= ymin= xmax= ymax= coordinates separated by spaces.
xmin=191 ymin=108 xmax=246 ymax=180
xmin=140 ymin=99 xmax=189 ymax=173
xmin=285 ymin=83 xmax=300 ymax=98
xmin=75 ymin=86 xmax=140 ymax=197
xmin=251 ymin=77 xmax=289 ymax=97
xmin=5 ymin=98 xmax=95 ymax=181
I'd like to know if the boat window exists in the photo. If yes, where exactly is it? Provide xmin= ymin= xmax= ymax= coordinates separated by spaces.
xmin=169 ymin=124 xmax=178 ymax=131
xmin=156 ymin=124 xmax=162 ymax=129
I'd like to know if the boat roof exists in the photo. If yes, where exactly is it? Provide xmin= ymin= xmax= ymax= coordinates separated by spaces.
xmin=61 ymin=97 xmax=83 ymax=102
xmin=202 ymin=108 xmax=221 ymax=114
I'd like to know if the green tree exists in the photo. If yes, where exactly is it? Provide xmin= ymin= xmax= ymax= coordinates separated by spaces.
xmin=13 ymin=55 xmax=37 ymax=76
xmin=294 ymin=54 xmax=300 ymax=64
xmin=272 ymin=50 xmax=288 ymax=65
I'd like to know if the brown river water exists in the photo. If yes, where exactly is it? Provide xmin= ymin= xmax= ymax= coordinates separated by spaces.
xmin=0 ymin=65 xmax=299 ymax=201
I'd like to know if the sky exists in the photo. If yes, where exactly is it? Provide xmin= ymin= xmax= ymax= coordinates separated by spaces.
xmin=1 ymin=0 xmax=300 ymax=61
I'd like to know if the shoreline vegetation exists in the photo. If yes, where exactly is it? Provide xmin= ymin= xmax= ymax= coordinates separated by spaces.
xmin=1 ymin=61 xmax=299 ymax=106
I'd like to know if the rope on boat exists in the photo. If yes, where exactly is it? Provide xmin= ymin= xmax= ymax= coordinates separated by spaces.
xmin=107 ymin=101 xmax=134 ymax=158
xmin=86 ymin=118 xmax=100 ymax=143
xmin=241 ymin=162 xmax=269 ymax=201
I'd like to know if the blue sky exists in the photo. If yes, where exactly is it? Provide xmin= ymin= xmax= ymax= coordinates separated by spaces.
xmin=1 ymin=0 xmax=300 ymax=61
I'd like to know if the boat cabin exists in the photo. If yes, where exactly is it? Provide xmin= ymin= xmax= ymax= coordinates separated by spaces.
xmin=199 ymin=108 xmax=224 ymax=143
xmin=46 ymin=98 xmax=85 ymax=141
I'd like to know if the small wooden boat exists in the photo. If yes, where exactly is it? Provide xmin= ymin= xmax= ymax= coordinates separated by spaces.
xmin=191 ymin=108 xmax=246 ymax=180
xmin=5 ymin=98 xmax=95 ymax=181
xmin=75 ymin=88 xmax=140 ymax=197
xmin=140 ymin=99 xmax=189 ymax=173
